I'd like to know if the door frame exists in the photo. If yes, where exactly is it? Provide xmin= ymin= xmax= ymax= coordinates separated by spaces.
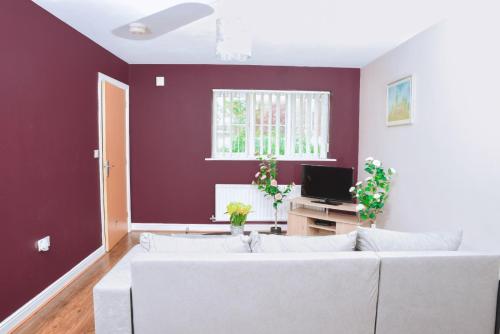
xmin=97 ymin=72 xmax=131 ymax=249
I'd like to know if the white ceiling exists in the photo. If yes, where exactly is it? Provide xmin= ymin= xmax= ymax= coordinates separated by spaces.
xmin=33 ymin=0 xmax=458 ymax=67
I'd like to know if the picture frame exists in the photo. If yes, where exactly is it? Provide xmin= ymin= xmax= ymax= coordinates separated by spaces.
xmin=386 ymin=75 xmax=414 ymax=126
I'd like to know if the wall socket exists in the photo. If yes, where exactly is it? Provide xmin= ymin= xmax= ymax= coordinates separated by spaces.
xmin=37 ymin=236 xmax=50 ymax=252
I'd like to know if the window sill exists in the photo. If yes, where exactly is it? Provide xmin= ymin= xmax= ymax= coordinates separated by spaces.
xmin=205 ymin=157 xmax=337 ymax=162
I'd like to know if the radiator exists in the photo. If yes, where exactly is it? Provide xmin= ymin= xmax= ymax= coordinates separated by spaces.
xmin=215 ymin=184 xmax=301 ymax=222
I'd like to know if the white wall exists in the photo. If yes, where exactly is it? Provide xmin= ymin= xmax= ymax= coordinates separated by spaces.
xmin=359 ymin=2 xmax=500 ymax=251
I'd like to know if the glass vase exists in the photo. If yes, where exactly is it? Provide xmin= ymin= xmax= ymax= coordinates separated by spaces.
xmin=230 ymin=224 xmax=244 ymax=236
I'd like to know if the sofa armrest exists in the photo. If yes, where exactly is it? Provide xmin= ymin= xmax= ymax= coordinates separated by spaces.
xmin=93 ymin=245 xmax=146 ymax=334
xmin=376 ymin=252 xmax=500 ymax=334
xmin=93 ymin=283 xmax=132 ymax=334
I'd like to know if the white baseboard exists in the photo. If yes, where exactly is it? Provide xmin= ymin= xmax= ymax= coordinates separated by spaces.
xmin=0 ymin=246 xmax=105 ymax=334
xmin=131 ymin=223 xmax=287 ymax=232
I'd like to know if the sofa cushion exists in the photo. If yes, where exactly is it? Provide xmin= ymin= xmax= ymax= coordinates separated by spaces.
xmin=140 ymin=233 xmax=251 ymax=253
xmin=250 ymin=231 xmax=357 ymax=253
xmin=356 ymin=227 xmax=462 ymax=251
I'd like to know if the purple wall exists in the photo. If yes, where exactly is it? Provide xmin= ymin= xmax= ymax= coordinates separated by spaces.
xmin=129 ymin=65 xmax=360 ymax=224
xmin=0 ymin=1 xmax=128 ymax=321
xmin=0 ymin=0 xmax=360 ymax=322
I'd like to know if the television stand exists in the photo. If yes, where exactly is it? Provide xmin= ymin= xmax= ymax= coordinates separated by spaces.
xmin=287 ymin=197 xmax=369 ymax=236
xmin=311 ymin=199 xmax=343 ymax=206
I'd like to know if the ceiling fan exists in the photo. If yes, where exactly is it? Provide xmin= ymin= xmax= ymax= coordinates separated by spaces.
xmin=112 ymin=0 xmax=251 ymax=61
xmin=112 ymin=2 xmax=215 ymax=40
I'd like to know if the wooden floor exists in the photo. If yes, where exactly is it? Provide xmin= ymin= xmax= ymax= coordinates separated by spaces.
xmin=12 ymin=231 xmax=189 ymax=334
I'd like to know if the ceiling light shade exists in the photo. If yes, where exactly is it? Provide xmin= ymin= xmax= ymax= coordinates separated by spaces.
xmin=128 ymin=22 xmax=149 ymax=35
xmin=215 ymin=0 xmax=252 ymax=62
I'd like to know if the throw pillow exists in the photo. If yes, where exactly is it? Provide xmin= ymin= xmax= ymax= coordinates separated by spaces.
xmin=139 ymin=233 xmax=251 ymax=253
xmin=250 ymin=231 xmax=357 ymax=253
xmin=355 ymin=227 xmax=463 ymax=251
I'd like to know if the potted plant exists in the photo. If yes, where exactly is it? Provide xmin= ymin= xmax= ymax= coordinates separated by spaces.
xmin=350 ymin=157 xmax=396 ymax=227
xmin=226 ymin=202 xmax=252 ymax=235
xmin=253 ymin=155 xmax=294 ymax=234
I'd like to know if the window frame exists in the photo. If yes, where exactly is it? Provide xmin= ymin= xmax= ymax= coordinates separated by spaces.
xmin=210 ymin=89 xmax=334 ymax=161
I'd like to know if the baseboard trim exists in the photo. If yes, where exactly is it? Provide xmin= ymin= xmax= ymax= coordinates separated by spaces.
xmin=131 ymin=223 xmax=288 ymax=232
xmin=0 ymin=245 xmax=105 ymax=334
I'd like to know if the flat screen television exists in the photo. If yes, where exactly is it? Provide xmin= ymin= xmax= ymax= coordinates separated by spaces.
xmin=301 ymin=165 xmax=354 ymax=205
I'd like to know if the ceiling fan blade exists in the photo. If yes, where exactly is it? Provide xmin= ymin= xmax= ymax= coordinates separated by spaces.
xmin=113 ymin=2 xmax=214 ymax=40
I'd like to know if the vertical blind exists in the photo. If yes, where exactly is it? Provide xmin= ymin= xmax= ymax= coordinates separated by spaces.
xmin=212 ymin=89 xmax=330 ymax=159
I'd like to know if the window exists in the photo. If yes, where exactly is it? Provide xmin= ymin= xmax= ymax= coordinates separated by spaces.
xmin=211 ymin=89 xmax=330 ymax=160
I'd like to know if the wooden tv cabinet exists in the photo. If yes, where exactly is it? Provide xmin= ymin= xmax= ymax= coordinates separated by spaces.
xmin=287 ymin=197 xmax=369 ymax=236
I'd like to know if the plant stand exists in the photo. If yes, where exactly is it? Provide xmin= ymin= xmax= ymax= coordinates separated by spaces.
xmin=270 ymin=226 xmax=282 ymax=235
xmin=270 ymin=207 xmax=282 ymax=234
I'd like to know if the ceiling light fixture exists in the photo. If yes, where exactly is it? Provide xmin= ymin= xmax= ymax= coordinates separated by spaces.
xmin=216 ymin=18 xmax=252 ymax=62
xmin=128 ymin=22 xmax=149 ymax=35
xmin=215 ymin=0 xmax=252 ymax=62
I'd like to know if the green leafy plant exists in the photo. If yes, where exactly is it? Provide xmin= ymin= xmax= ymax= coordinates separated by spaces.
xmin=226 ymin=202 xmax=252 ymax=226
xmin=252 ymin=155 xmax=294 ymax=231
xmin=350 ymin=157 xmax=396 ymax=224
xmin=253 ymin=155 xmax=294 ymax=209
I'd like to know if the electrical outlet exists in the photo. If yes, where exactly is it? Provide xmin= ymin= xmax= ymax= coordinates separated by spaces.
xmin=37 ymin=236 xmax=50 ymax=252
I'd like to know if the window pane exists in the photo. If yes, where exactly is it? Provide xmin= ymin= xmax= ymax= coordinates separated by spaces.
xmin=232 ymin=97 xmax=246 ymax=125
xmin=270 ymin=126 xmax=276 ymax=155
xmin=262 ymin=125 xmax=269 ymax=155
xmin=279 ymin=125 xmax=286 ymax=155
xmin=231 ymin=125 xmax=246 ymax=153
xmin=213 ymin=90 xmax=329 ymax=159
xmin=255 ymin=126 xmax=261 ymax=155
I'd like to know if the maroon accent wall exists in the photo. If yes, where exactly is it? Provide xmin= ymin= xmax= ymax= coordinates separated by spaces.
xmin=129 ymin=65 xmax=360 ymax=224
xmin=0 ymin=1 xmax=128 ymax=321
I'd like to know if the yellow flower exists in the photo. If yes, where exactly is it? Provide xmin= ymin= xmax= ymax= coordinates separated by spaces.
xmin=226 ymin=202 xmax=252 ymax=216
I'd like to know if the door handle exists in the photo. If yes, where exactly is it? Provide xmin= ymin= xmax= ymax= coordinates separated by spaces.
xmin=104 ymin=160 xmax=114 ymax=177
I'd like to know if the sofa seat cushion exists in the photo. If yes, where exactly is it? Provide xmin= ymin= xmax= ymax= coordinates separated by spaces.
xmin=356 ymin=227 xmax=462 ymax=251
xmin=250 ymin=231 xmax=357 ymax=252
xmin=140 ymin=232 xmax=251 ymax=253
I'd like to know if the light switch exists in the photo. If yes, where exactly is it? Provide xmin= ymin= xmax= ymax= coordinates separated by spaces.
xmin=156 ymin=76 xmax=165 ymax=87
xmin=93 ymin=149 xmax=99 ymax=159
xmin=37 ymin=236 xmax=50 ymax=252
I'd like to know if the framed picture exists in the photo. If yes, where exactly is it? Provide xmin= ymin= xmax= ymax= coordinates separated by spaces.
xmin=386 ymin=75 xmax=414 ymax=126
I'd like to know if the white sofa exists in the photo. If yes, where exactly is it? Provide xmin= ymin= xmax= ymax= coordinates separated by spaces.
xmin=376 ymin=252 xmax=499 ymax=334
xmin=93 ymin=245 xmax=500 ymax=334
xmin=93 ymin=245 xmax=146 ymax=333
